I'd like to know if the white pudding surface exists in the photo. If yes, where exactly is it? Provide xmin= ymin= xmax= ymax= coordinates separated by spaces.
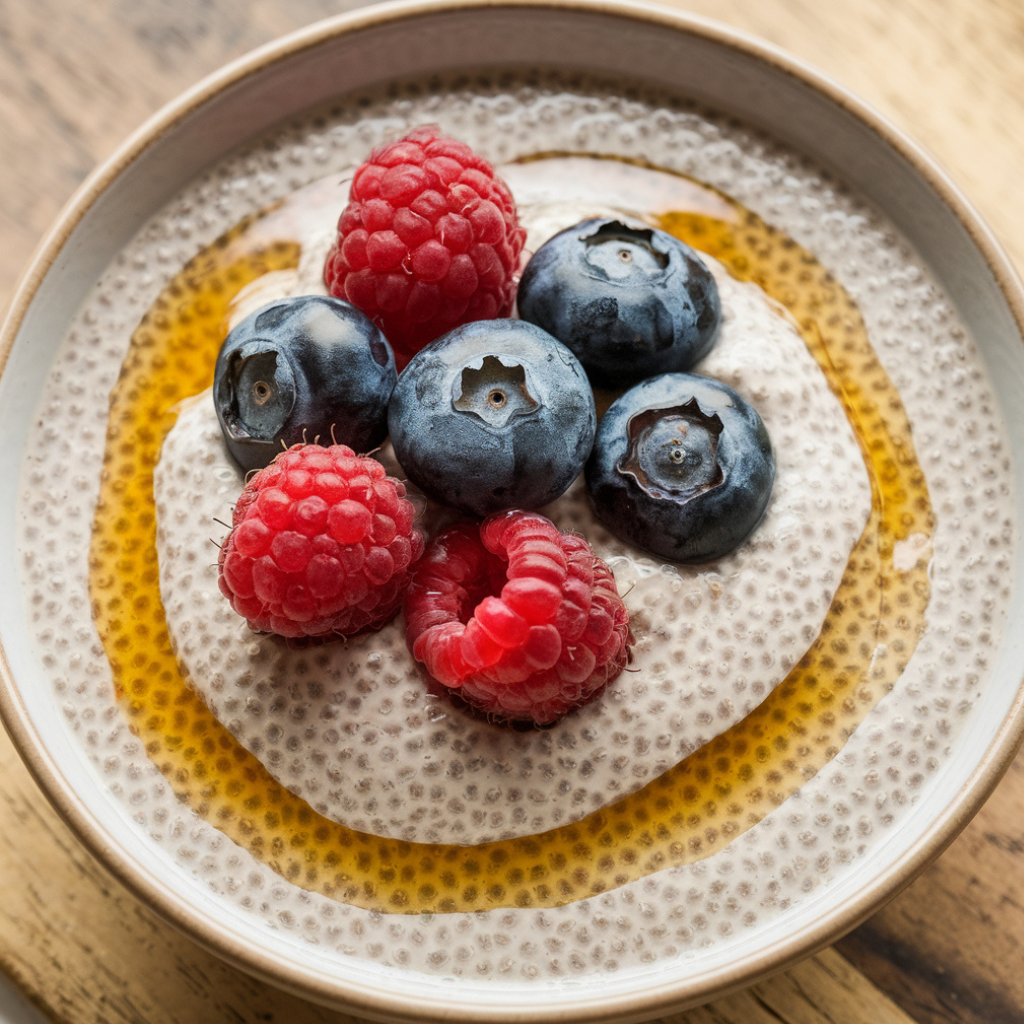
xmin=154 ymin=212 xmax=870 ymax=842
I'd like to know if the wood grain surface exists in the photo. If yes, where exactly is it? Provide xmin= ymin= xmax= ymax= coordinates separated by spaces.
xmin=2 ymin=1 xmax=1024 ymax=1022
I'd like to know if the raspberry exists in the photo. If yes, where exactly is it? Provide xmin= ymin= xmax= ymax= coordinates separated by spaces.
xmin=218 ymin=444 xmax=424 ymax=639
xmin=403 ymin=510 xmax=633 ymax=725
xmin=323 ymin=125 xmax=527 ymax=368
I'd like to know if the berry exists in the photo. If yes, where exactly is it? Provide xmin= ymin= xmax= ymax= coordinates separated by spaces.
xmin=323 ymin=125 xmax=527 ymax=368
xmin=517 ymin=218 xmax=721 ymax=385
xmin=388 ymin=319 xmax=596 ymax=516
xmin=586 ymin=373 xmax=774 ymax=563
xmin=214 ymin=296 xmax=396 ymax=472
xmin=217 ymin=443 xmax=424 ymax=639
xmin=404 ymin=510 xmax=632 ymax=725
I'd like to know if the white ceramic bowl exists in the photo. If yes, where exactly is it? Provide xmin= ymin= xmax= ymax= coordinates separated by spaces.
xmin=2 ymin=2 xmax=1024 ymax=1021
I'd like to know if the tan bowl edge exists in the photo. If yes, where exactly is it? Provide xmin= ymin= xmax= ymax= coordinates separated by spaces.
xmin=2 ymin=1 xmax=1024 ymax=1021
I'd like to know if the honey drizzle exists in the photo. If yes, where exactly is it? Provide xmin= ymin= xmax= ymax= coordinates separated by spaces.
xmin=88 ymin=181 xmax=932 ymax=915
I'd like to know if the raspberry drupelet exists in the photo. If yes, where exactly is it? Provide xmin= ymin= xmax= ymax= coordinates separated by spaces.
xmin=404 ymin=510 xmax=633 ymax=726
xmin=218 ymin=444 xmax=424 ymax=639
xmin=323 ymin=125 xmax=527 ymax=368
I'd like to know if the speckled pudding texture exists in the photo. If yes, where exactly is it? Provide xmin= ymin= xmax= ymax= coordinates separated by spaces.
xmin=18 ymin=74 xmax=1015 ymax=979
xmin=155 ymin=244 xmax=869 ymax=844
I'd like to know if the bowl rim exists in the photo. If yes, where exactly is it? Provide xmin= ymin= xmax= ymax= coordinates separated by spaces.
xmin=2 ymin=0 xmax=1024 ymax=1020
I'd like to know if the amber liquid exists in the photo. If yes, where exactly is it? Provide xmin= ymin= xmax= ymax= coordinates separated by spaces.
xmin=88 ymin=159 xmax=932 ymax=913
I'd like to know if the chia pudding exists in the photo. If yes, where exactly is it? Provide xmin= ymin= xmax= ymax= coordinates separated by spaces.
xmin=16 ymin=72 xmax=1015 ymax=980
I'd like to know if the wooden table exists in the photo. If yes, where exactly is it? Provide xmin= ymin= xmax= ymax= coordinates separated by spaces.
xmin=2 ymin=1 xmax=1023 ymax=1022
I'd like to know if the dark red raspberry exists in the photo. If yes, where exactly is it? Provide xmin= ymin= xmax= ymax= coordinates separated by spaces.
xmin=403 ymin=510 xmax=633 ymax=725
xmin=218 ymin=444 xmax=424 ymax=639
xmin=323 ymin=125 xmax=527 ymax=368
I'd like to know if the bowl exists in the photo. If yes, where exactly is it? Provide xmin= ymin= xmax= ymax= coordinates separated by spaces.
xmin=2 ymin=1 xmax=1024 ymax=1021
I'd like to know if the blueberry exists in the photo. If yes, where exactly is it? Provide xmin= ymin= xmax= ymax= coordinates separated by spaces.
xmin=388 ymin=319 xmax=596 ymax=516
xmin=586 ymin=373 xmax=774 ymax=563
xmin=214 ymin=295 xmax=396 ymax=472
xmin=517 ymin=218 xmax=721 ymax=385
